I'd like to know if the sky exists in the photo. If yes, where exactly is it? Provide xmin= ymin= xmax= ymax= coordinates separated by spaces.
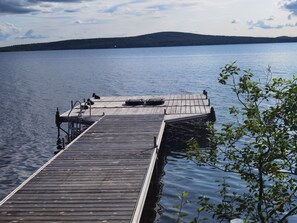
xmin=1 ymin=0 xmax=297 ymax=47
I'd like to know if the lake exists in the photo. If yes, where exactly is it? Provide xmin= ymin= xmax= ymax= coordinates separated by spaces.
xmin=0 ymin=43 xmax=296 ymax=222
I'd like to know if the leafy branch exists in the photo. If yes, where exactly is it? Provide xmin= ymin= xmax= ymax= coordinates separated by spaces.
xmin=187 ymin=63 xmax=297 ymax=223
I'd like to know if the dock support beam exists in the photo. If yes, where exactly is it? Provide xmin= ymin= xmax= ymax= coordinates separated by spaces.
xmin=55 ymin=108 xmax=63 ymax=152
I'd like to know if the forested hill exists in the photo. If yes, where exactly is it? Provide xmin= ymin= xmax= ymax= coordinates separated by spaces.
xmin=1 ymin=32 xmax=297 ymax=52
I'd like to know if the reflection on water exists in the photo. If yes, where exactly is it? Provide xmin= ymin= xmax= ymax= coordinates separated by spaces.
xmin=141 ymin=118 xmax=245 ymax=223
xmin=142 ymin=119 xmax=216 ymax=223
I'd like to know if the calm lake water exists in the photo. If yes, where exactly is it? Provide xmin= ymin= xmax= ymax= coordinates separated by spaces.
xmin=0 ymin=43 xmax=296 ymax=222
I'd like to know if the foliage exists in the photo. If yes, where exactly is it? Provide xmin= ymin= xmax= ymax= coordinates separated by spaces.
xmin=187 ymin=62 xmax=297 ymax=223
xmin=174 ymin=191 xmax=190 ymax=223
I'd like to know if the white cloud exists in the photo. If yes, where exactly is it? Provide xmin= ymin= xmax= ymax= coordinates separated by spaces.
xmin=0 ymin=23 xmax=19 ymax=40
xmin=74 ymin=18 xmax=101 ymax=24
xmin=17 ymin=29 xmax=48 ymax=39
xmin=100 ymin=1 xmax=200 ymax=16
xmin=247 ymin=17 xmax=297 ymax=30
xmin=247 ymin=20 xmax=284 ymax=29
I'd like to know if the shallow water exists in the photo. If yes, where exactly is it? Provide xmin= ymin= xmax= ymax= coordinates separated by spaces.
xmin=0 ymin=43 xmax=296 ymax=221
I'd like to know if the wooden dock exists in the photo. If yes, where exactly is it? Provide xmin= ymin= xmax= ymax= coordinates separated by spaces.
xmin=0 ymin=93 xmax=214 ymax=223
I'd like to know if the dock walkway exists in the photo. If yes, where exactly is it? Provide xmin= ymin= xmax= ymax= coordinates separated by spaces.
xmin=0 ymin=115 xmax=165 ymax=223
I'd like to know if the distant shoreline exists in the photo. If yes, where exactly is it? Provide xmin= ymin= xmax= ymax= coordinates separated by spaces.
xmin=1 ymin=31 xmax=297 ymax=52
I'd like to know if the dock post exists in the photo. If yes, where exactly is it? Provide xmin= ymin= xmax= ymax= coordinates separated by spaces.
xmin=154 ymin=136 xmax=157 ymax=148
xmin=55 ymin=108 xmax=64 ymax=151
xmin=55 ymin=108 xmax=61 ymax=137
xmin=210 ymin=107 xmax=216 ymax=122
xmin=164 ymin=109 xmax=167 ymax=115
xmin=89 ymin=104 xmax=92 ymax=117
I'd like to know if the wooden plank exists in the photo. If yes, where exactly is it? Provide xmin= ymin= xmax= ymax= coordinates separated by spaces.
xmin=194 ymin=94 xmax=202 ymax=114
xmin=190 ymin=94 xmax=195 ymax=113
xmin=166 ymin=94 xmax=175 ymax=114
xmin=177 ymin=94 xmax=182 ymax=114
xmin=200 ymin=97 xmax=207 ymax=114
xmin=186 ymin=94 xmax=191 ymax=114
xmin=181 ymin=94 xmax=187 ymax=114
xmin=171 ymin=95 xmax=178 ymax=114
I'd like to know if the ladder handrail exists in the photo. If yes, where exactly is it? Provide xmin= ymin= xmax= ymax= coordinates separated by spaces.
xmin=67 ymin=100 xmax=83 ymax=120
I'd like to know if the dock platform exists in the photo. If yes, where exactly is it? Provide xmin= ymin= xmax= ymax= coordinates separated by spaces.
xmin=0 ymin=93 xmax=214 ymax=223
xmin=61 ymin=93 xmax=213 ymax=123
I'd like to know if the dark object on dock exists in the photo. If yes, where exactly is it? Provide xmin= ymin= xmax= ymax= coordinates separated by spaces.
xmin=145 ymin=98 xmax=165 ymax=106
xmin=203 ymin=90 xmax=208 ymax=98
xmin=81 ymin=104 xmax=89 ymax=109
xmin=92 ymin=93 xmax=100 ymax=99
xmin=86 ymin=98 xmax=94 ymax=105
xmin=125 ymin=99 xmax=145 ymax=106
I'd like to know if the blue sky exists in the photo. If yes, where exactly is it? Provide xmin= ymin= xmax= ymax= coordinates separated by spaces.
xmin=0 ymin=0 xmax=297 ymax=47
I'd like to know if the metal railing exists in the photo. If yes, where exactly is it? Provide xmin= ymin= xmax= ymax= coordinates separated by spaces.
xmin=67 ymin=100 xmax=84 ymax=143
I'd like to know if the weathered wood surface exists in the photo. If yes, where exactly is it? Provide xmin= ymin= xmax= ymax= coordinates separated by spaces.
xmin=0 ymin=115 xmax=164 ymax=223
xmin=61 ymin=93 xmax=210 ymax=119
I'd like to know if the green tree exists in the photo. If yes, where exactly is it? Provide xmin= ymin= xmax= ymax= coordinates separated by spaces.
xmin=187 ymin=63 xmax=297 ymax=223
